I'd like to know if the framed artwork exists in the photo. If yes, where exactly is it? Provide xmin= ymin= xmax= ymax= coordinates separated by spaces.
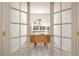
xmin=40 ymin=26 xmax=45 ymax=30
xmin=33 ymin=26 xmax=38 ymax=30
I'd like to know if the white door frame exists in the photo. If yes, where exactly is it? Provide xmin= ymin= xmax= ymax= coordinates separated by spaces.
xmin=0 ymin=2 xmax=10 ymax=56
xmin=76 ymin=2 xmax=79 ymax=56
xmin=72 ymin=2 xmax=79 ymax=56
xmin=2 ymin=2 xmax=10 ymax=56
xmin=50 ymin=2 xmax=78 ymax=56
xmin=0 ymin=2 xmax=3 ymax=56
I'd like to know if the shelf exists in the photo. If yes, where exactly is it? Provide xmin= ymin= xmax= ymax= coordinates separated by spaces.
xmin=32 ymin=30 xmax=49 ymax=32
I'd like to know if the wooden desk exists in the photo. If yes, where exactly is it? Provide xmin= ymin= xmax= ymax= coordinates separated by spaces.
xmin=30 ymin=35 xmax=50 ymax=46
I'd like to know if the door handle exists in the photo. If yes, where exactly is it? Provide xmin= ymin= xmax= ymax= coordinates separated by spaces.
xmin=0 ymin=31 xmax=6 ymax=37
xmin=76 ymin=32 xmax=79 ymax=37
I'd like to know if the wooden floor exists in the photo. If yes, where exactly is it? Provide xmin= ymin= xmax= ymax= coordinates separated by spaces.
xmin=30 ymin=45 xmax=50 ymax=56
xmin=12 ymin=44 xmax=51 ymax=56
xmin=11 ymin=44 xmax=70 ymax=56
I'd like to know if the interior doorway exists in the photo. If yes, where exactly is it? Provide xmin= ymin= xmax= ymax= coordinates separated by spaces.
xmin=0 ymin=2 xmax=78 ymax=56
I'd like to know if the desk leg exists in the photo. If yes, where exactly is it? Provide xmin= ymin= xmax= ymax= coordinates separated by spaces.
xmin=34 ymin=43 xmax=37 ymax=47
xmin=44 ymin=43 xmax=46 ymax=46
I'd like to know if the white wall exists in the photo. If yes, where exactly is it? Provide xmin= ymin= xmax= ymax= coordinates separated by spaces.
xmin=30 ymin=2 xmax=50 ymax=35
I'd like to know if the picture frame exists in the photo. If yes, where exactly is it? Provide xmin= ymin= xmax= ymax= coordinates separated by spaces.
xmin=33 ymin=26 xmax=38 ymax=30
xmin=40 ymin=26 xmax=45 ymax=30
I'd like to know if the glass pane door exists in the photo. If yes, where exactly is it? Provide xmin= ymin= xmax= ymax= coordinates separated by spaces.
xmin=10 ymin=2 xmax=29 ymax=55
xmin=53 ymin=2 xmax=72 ymax=56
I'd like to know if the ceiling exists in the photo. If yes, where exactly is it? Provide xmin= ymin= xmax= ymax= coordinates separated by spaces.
xmin=30 ymin=2 xmax=50 ymax=14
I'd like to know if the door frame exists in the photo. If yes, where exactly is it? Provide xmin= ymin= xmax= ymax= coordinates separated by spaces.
xmin=0 ymin=2 xmax=3 ymax=56
xmin=0 ymin=2 xmax=10 ymax=56
xmin=72 ymin=2 xmax=79 ymax=56
xmin=0 ymin=2 xmax=78 ymax=56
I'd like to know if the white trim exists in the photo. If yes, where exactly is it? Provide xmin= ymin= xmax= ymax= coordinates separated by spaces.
xmin=71 ymin=2 xmax=77 ymax=56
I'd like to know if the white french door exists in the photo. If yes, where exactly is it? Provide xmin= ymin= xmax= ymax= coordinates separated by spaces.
xmin=9 ymin=2 xmax=30 ymax=55
xmin=50 ymin=2 xmax=79 ymax=56
xmin=50 ymin=2 xmax=72 ymax=56
xmin=0 ymin=2 xmax=30 ymax=56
